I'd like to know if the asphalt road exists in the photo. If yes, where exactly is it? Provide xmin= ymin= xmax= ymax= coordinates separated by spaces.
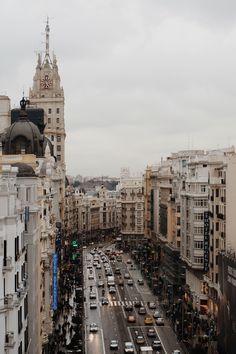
xmin=83 ymin=244 xmax=182 ymax=354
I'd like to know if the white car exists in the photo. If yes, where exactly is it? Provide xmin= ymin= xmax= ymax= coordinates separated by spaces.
xmin=127 ymin=279 xmax=133 ymax=286
xmin=124 ymin=342 xmax=134 ymax=353
xmin=89 ymin=292 xmax=96 ymax=299
xmin=90 ymin=302 xmax=97 ymax=309
xmin=110 ymin=339 xmax=118 ymax=349
xmin=172 ymin=351 xmax=181 ymax=354
xmin=88 ymin=274 xmax=94 ymax=280
xmin=109 ymin=286 xmax=116 ymax=293
xmin=156 ymin=317 xmax=164 ymax=326
xmin=89 ymin=323 xmax=98 ymax=332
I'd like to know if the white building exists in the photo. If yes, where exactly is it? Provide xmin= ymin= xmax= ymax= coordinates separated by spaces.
xmin=0 ymin=166 xmax=29 ymax=354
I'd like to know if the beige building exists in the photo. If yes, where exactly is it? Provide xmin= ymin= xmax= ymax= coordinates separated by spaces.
xmin=119 ymin=170 xmax=144 ymax=248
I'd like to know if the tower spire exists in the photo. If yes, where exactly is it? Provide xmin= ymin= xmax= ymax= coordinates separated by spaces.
xmin=43 ymin=17 xmax=52 ymax=65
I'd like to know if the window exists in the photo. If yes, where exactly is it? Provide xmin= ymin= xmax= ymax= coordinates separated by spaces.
xmin=48 ymin=118 xmax=51 ymax=124
xmin=15 ymin=236 xmax=19 ymax=261
xmin=48 ymin=108 xmax=51 ymax=114
xmin=57 ymin=145 xmax=61 ymax=151
xmin=194 ymin=241 xmax=203 ymax=249
xmin=24 ymin=295 xmax=28 ymax=319
xmin=56 ymin=117 xmax=60 ymax=123
xmin=194 ymin=226 xmax=204 ymax=234
xmin=194 ymin=199 xmax=207 ymax=207
xmin=216 ymin=222 xmax=219 ymax=231
xmin=18 ymin=306 xmax=23 ymax=334
xmin=51 ymin=135 xmax=54 ymax=141
xmin=57 ymin=135 xmax=61 ymax=142
xmin=57 ymin=155 xmax=61 ymax=161
xmin=194 ymin=256 xmax=203 ymax=264
xmin=18 ymin=342 xmax=22 ymax=354
xmin=15 ymin=272 xmax=19 ymax=292
xmin=26 ymin=187 xmax=31 ymax=202
xmin=56 ymin=108 xmax=60 ymax=114
xmin=216 ymin=189 xmax=219 ymax=198
xmin=201 ymin=185 xmax=206 ymax=193
xmin=194 ymin=213 xmax=203 ymax=221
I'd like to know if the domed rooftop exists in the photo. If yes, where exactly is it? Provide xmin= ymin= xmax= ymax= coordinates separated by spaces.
xmin=12 ymin=162 xmax=36 ymax=177
xmin=2 ymin=98 xmax=44 ymax=157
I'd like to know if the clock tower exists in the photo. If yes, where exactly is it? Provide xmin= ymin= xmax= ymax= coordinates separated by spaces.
xmin=29 ymin=19 xmax=66 ymax=169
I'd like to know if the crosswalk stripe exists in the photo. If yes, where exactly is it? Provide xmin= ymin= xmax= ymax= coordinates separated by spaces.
xmin=114 ymin=301 xmax=117 ymax=306
xmin=141 ymin=301 xmax=144 ymax=306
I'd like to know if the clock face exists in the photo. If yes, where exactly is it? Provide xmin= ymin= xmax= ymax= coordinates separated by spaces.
xmin=40 ymin=74 xmax=53 ymax=89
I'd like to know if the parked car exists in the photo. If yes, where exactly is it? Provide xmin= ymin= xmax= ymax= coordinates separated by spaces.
xmin=137 ymin=279 xmax=144 ymax=285
xmin=124 ymin=273 xmax=130 ymax=279
xmin=109 ymin=286 xmax=116 ymax=293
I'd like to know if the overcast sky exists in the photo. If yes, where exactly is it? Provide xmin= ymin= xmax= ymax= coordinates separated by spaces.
xmin=1 ymin=0 xmax=236 ymax=177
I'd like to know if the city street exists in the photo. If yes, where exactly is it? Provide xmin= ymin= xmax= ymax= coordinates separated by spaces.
xmin=83 ymin=244 xmax=182 ymax=354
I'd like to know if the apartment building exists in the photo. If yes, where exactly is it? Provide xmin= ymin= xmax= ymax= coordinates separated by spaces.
xmin=0 ymin=166 xmax=29 ymax=354
xmin=119 ymin=171 xmax=144 ymax=249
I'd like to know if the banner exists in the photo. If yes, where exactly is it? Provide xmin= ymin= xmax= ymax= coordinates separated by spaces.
xmin=52 ymin=253 xmax=58 ymax=311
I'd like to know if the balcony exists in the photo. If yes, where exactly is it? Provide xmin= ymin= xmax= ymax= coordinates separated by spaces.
xmin=2 ymin=257 xmax=13 ymax=272
xmin=5 ymin=332 xmax=15 ymax=348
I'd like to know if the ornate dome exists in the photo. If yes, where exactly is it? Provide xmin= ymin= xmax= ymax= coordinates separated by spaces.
xmin=12 ymin=162 xmax=36 ymax=177
xmin=2 ymin=98 xmax=44 ymax=157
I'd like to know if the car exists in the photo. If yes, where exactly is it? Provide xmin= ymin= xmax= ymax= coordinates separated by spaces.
xmin=90 ymin=302 xmax=97 ymax=309
xmin=89 ymin=292 xmax=96 ymax=299
xmin=110 ymin=340 xmax=118 ymax=350
xmin=172 ymin=351 xmax=181 ymax=354
xmin=93 ymin=262 xmax=98 ymax=267
xmin=127 ymin=259 xmax=132 ymax=264
xmin=109 ymin=286 xmax=116 ymax=293
xmin=152 ymin=340 xmax=162 ymax=350
xmin=115 ymin=268 xmax=121 ymax=274
xmin=127 ymin=279 xmax=133 ymax=286
xmin=138 ymin=307 xmax=147 ymax=315
xmin=97 ymin=280 xmax=104 ymax=287
xmin=124 ymin=304 xmax=133 ymax=311
xmin=153 ymin=311 xmax=162 ymax=319
xmin=127 ymin=315 xmax=136 ymax=323
xmin=137 ymin=279 xmax=144 ymax=285
xmin=147 ymin=328 xmax=156 ymax=337
xmin=136 ymin=335 xmax=145 ymax=344
xmin=124 ymin=273 xmax=130 ymax=279
xmin=144 ymin=315 xmax=154 ymax=325
xmin=148 ymin=301 xmax=156 ymax=309
xmin=156 ymin=317 xmax=164 ymax=326
xmin=87 ymin=264 xmax=92 ymax=269
xmin=134 ymin=300 xmax=142 ymax=308
xmin=96 ymin=264 xmax=101 ymax=269
xmin=130 ymin=264 xmax=136 ymax=270
xmin=89 ymin=323 xmax=98 ymax=332
xmin=124 ymin=342 xmax=134 ymax=353
xmin=116 ymin=256 xmax=122 ymax=262
xmin=118 ymin=279 xmax=124 ymax=286
xmin=101 ymin=297 xmax=109 ymax=305
xmin=88 ymin=274 xmax=94 ymax=280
